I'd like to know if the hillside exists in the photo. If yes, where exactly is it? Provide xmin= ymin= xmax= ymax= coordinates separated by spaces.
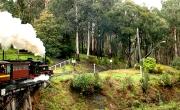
xmin=32 ymin=55 xmax=180 ymax=110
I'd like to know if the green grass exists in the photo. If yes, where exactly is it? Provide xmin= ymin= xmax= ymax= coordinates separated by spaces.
xmin=34 ymin=54 xmax=180 ymax=109
xmin=0 ymin=48 xmax=43 ymax=60
xmin=35 ymin=66 xmax=180 ymax=109
xmin=50 ymin=74 xmax=73 ymax=83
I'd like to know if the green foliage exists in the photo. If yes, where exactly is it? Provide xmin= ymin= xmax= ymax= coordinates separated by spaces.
xmin=153 ymin=64 xmax=164 ymax=74
xmin=141 ymin=73 xmax=149 ymax=93
xmin=46 ymin=56 xmax=55 ymax=66
xmin=143 ymin=57 xmax=156 ymax=73
xmin=102 ymin=57 xmax=109 ymax=65
xmin=94 ymin=73 xmax=103 ymax=91
xmin=134 ymin=63 xmax=140 ymax=70
xmin=112 ymin=57 xmax=121 ymax=69
xmin=87 ymin=56 xmax=98 ymax=64
xmin=112 ymin=57 xmax=119 ymax=65
xmin=71 ymin=73 xmax=103 ymax=95
xmin=160 ymin=73 xmax=171 ymax=87
xmin=170 ymin=57 xmax=180 ymax=70
xmin=34 ymin=10 xmax=62 ymax=57
xmin=122 ymin=76 xmax=134 ymax=91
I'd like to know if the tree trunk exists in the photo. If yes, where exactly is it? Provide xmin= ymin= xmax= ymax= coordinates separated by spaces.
xmin=174 ymin=26 xmax=178 ymax=57
xmin=91 ymin=23 xmax=95 ymax=55
xmin=76 ymin=29 xmax=80 ymax=61
xmin=128 ymin=35 xmax=132 ymax=68
xmin=108 ymin=35 xmax=112 ymax=58
xmin=81 ymin=29 xmax=84 ymax=54
xmin=87 ymin=22 xmax=90 ymax=59
xmin=75 ymin=3 xmax=80 ymax=61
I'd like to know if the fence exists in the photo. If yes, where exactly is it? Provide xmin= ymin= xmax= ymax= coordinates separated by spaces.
xmin=49 ymin=59 xmax=71 ymax=70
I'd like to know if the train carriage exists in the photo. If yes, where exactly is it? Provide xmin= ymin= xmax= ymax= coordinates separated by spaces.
xmin=10 ymin=62 xmax=29 ymax=80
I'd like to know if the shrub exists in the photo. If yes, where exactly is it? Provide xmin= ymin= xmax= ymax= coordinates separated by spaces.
xmin=87 ymin=56 xmax=98 ymax=64
xmin=71 ymin=73 xmax=102 ymax=95
xmin=143 ymin=57 xmax=156 ymax=73
xmin=122 ymin=77 xmax=134 ymax=91
xmin=160 ymin=73 xmax=171 ymax=87
xmin=141 ymin=73 xmax=149 ymax=93
xmin=112 ymin=57 xmax=119 ymax=65
xmin=134 ymin=63 xmax=140 ymax=70
xmin=102 ymin=57 xmax=109 ymax=65
xmin=170 ymin=57 xmax=180 ymax=70
xmin=98 ymin=58 xmax=102 ymax=65
xmin=94 ymin=73 xmax=103 ymax=91
xmin=153 ymin=64 xmax=164 ymax=74
xmin=112 ymin=57 xmax=121 ymax=69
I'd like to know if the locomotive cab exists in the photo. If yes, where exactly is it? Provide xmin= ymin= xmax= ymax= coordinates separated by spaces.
xmin=29 ymin=60 xmax=42 ymax=76
xmin=28 ymin=60 xmax=53 ymax=77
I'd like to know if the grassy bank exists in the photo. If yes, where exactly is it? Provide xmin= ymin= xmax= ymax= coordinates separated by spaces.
xmin=33 ymin=55 xmax=180 ymax=110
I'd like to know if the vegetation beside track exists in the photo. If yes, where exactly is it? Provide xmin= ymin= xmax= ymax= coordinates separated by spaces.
xmin=33 ymin=54 xmax=180 ymax=110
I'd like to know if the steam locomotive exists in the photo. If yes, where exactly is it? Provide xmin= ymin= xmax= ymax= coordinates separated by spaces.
xmin=0 ymin=58 xmax=53 ymax=85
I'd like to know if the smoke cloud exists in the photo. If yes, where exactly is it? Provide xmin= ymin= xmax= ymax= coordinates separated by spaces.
xmin=0 ymin=11 xmax=45 ymax=57
xmin=23 ymin=74 xmax=50 ymax=83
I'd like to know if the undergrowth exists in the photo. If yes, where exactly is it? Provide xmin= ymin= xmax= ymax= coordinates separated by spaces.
xmin=33 ymin=55 xmax=180 ymax=109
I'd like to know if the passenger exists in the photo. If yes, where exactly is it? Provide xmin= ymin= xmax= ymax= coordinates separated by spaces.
xmin=0 ymin=65 xmax=5 ymax=73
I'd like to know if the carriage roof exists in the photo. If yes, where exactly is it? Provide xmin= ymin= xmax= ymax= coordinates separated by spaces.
xmin=0 ymin=61 xmax=10 ymax=64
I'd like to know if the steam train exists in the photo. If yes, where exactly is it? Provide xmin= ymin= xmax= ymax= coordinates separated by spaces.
xmin=0 ymin=58 xmax=53 ymax=85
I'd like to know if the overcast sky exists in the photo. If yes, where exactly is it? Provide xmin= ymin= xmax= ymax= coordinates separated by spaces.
xmin=133 ymin=0 xmax=162 ymax=10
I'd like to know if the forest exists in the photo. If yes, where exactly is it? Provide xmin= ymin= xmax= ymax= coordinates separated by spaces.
xmin=0 ymin=0 xmax=179 ymax=68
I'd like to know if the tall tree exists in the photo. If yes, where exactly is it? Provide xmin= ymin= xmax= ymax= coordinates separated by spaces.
xmin=34 ymin=10 xmax=62 ymax=57
xmin=0 ymin=0 xmax=19 ymax=17
xmin=162 ymin=0 xmax=180 ymax=58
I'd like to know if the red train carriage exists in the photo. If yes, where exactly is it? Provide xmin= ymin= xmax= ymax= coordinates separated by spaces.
xmin=10 ymin=62 xmax=29 ymax=80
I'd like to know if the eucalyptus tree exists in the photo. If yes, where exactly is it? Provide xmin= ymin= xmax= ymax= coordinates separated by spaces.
xmin=161 ymin=0 xmax=180 ymax=58
xmin=16 ymin=0 xmax=45 ymax=23
xmin=49 ymin=0 xmax=90 ymax=60
xmin=0 ymin=0 xmax=18 ymax=17
xmin=89 ymin=0 xmax=117 ymax=58
xmin=109 ymin=1 xmax=140 ymax=68
xmin=0 ymin=0 xmax=45 ymax=24
xmin=108 ymin=1 xmax=168 ymax=67
xmin=34 ymin=10 xmax=63 ymax=57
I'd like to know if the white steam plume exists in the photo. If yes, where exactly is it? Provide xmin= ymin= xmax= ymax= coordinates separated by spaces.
xmin=0 ymin=11 xmax=45 ymax=57
xmin=23 ymin=74 xmax=50 ymax=83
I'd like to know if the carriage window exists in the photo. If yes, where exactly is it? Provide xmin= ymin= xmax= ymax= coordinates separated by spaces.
xmin=13 ymin=64 xmax=29 ymax=70
xmin=13 ymin=65 xmax=17 ymax=70
xmin=6 ymin=64 xmax=11 ymax=74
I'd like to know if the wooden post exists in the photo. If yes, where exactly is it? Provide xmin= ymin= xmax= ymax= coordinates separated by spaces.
xmin=11 ymin=98 xmax=15 ymax=110
xmin=27 ymin=92 xmax=32 ymax=110
xmin=23 ymin=91 xmax=32 ymax=110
